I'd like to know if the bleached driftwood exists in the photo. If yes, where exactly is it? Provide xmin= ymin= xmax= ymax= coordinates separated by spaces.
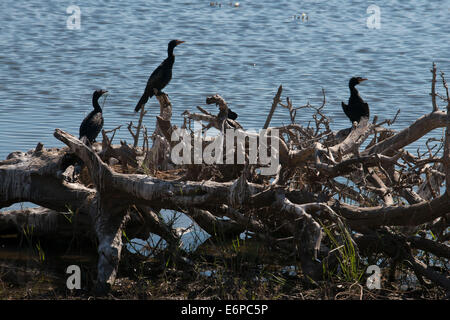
xmin=1 ymin=65 xmax=450 ymax=293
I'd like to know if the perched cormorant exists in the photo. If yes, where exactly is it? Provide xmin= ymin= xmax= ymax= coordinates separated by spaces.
xmin=341 ymin=77 xmax=369 ymax=123
xmin=227 ymin=108 xmax=238 ymax=120
xmin=79 ymin=89 xmax=108 ymax=144
xmin=135 ymin=40 xmax=185 ymax=112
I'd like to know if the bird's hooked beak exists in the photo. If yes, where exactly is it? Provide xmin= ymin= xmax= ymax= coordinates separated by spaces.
xmin=359 ymin=78 xmax=368 ymax=83
xmin=175 ymin=40 xmax=185 ymax=46
xmin=101 ymin=90 xmax=109 ymax=95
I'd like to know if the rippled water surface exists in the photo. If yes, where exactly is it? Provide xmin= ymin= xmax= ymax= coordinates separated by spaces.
xmin=0 ymin=0 xmax=449 ymax=159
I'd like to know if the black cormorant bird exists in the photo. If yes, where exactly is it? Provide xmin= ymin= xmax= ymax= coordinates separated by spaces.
xmin=79 ymin=89 xmax=108 ymax=144
xmin=341 ymin=77 xmax=369 ymax=123
xmin=135 ymin=40 xmax=185 ymax=112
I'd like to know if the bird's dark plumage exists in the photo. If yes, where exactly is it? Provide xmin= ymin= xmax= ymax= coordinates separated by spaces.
xmin=135 ymin=40 xmax=185 ymax=112
xmin=79 ymin=89 xmax=108 ymax=144
xmin=227 ymin=108 xmax=238 ymax=120
xmin=341 ymin=77 xmax=370 ymax=123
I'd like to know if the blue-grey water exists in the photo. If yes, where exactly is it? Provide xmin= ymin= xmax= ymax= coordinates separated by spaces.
xmin=0 ymin=0 xmax=449 ymax=162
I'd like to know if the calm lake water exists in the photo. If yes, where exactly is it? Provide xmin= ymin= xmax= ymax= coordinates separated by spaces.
xmin=0 ymin=0 xmax=449 ymax=161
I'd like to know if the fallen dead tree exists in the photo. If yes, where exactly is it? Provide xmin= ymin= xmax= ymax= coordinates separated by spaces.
xmin=1 ymin=64 xmax=449 ymax=295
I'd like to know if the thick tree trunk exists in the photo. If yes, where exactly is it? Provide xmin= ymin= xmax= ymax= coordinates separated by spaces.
xmin=2 ymin=76 xmax=450 ymax=293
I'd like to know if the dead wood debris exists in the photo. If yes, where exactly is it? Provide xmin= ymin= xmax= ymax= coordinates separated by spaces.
xmin=1 ymin=64 xmax=449 ymax=295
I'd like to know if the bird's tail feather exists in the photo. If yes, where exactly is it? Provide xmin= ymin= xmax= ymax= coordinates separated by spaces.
xmin=134 ymin=91 xmax=154 ymax=112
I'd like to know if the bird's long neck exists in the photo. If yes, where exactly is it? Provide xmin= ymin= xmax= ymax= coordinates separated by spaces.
xmin=166 ymin=48 xmax=176 ymax=67
xmin=168 ymin=46 xmax=175 ymax=58
xmin=92 ymin=95 xmax=102 ymax=112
